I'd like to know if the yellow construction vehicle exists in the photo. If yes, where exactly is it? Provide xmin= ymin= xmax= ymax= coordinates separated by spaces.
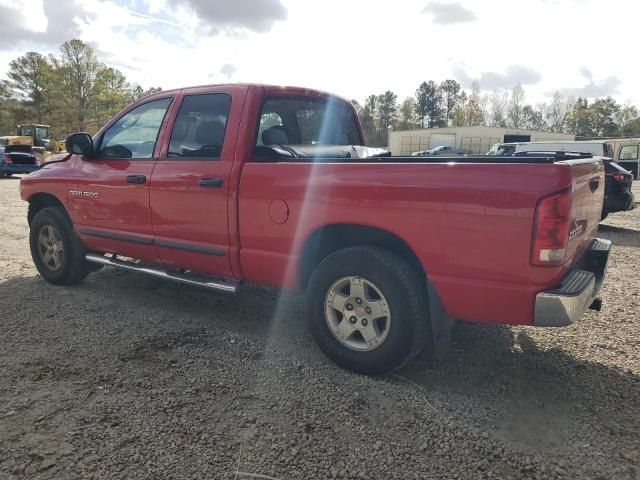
xmin=0 ymin=124 xmax=64 ymax=164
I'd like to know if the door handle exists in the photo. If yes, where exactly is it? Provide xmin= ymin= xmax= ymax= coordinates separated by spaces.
xmin=589 ymin=177 xmax=600 ymax=192
xmin=126 ymin=175 xmax=147 ymax=184
xmin=199 ymin=177 xmax=224 ymax=188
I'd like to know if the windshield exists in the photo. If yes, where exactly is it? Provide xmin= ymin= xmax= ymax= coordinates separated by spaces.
xmin=35 ymin=126 xmax=49 ymax=139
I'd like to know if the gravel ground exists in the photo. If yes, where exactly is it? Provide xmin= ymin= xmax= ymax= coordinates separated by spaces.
xmin=0 ymin=176 xmax=638 ymax=480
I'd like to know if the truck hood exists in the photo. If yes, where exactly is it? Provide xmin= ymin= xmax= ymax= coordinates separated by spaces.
xmin=41 ymin=152 xmax=71 ymax=166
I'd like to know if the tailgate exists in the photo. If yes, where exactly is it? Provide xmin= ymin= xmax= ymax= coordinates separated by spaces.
xmin=564 ymin=158 xmax=604 ymax=262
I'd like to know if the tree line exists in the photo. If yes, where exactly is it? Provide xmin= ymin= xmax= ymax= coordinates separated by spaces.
xmin=0 ymin=39 xmax=161 ymax=139
xmin=352 ymin=80 xmax=640 ymax=147
xmin=2 ymin=41 xmax=640 ymax=147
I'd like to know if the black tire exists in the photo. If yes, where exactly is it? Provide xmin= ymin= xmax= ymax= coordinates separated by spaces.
xmin=305 ymin=246 xmax=430 ymax=375
xmin=29 ymin=207 xmax=92 ymax=285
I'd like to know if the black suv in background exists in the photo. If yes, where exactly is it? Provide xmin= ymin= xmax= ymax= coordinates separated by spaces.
xmin=602 ymin=160 xmax=635 ymax=220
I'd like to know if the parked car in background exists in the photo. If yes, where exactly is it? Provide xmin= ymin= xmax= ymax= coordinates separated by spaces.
xmin=411 ymin=145 xmax=468 ymax=156
xmin=609 ymin=140 xmax=640 ymax=179
xmin=486 ymin=141 xmax=613 ymax=158
xmin=487 ymin=140 xmax=640 ymax=180
xmin=602 ymin=160 xmax=635 ymax=220
xmin=0 ymin=142 xmax=40 ymax=177
xmin=487 ymin=142 xmax=635 ymax=221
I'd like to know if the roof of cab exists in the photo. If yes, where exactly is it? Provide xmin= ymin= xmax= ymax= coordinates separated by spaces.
xmin=141 ymin=83 xmax=351 ymax=104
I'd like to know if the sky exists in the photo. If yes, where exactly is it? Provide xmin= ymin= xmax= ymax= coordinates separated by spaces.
xmin=0 ymin=0 xmax=637 ymax=106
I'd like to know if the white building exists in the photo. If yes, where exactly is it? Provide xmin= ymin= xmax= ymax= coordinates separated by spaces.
xmin=388 ymin=126 xmax=574 ymax=156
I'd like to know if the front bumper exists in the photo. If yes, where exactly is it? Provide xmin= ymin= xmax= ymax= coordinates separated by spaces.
xmin=534 ymin=238 xmax=611 ymax=327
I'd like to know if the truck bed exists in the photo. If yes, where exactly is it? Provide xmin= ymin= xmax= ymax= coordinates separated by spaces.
xmin=238 ymin=153 xmax=604 ymax=326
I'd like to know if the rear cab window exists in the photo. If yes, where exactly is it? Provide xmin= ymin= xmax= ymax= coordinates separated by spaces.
xmin=255 ymin=97 xmax=361 ymax=148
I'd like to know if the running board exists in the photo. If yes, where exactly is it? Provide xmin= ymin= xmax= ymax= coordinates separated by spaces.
xmin=85 ymin=253 xmax=239 ymax=293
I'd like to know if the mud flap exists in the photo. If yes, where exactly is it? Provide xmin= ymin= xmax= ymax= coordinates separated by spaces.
xmin=427 ymin=281 xmax=454 ymax=361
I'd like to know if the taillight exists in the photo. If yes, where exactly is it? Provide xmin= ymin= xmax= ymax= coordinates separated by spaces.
xmin=531 ymin=189 xmax=571 ymax=266
xmin=4 ymin=156 xmax=12 ymax=164
xmin=606 ymin=173 xmax=624 ymax=182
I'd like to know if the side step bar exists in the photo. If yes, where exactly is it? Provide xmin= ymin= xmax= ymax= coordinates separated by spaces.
xmin=85 ymin=253 xmax=239 ymax=293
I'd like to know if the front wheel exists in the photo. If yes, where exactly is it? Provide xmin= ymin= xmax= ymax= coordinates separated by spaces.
xmin=29 ymin=207 xmax=92 ymax=285
xmin=305 ymin=246 xmax=430 ymax=375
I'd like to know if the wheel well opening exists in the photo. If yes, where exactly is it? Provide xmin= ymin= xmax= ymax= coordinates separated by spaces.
xmin=299 ymin=224 xmax=426 ymax=289
xmin=27 ymin=193 xmax=66 ymax=225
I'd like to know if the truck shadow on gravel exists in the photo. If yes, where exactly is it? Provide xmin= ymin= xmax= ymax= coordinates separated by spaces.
xmin=404 ymin=322 xmax=639 ymax=460
xmin=598 ymin=224 xmax=640 ymax=248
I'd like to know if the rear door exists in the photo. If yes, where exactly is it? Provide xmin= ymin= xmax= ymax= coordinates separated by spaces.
xmin=72 ymin=96 xmax=174 ymax=262
xmin=149 ymin=87 xmax=246 ymax=277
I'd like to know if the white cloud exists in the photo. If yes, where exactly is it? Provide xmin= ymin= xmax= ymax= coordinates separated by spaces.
xmin=453 ymin=64 xmax=542 ymax=89
xmin=169 ymin=0 xmax=287 ymax=33
xmin=220 ymin=63 xmax=237 ymax=78
xmin=0 ymin=0 xmax=638 ymax=107
xmin=555 ymin=67 xmax=621 ymax=98
xmin=422 ymin=1 xmax=476 ymax=24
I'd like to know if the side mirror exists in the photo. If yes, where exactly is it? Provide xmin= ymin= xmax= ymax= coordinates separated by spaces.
xmin=65 ymin=132 xmax=94 ymax=157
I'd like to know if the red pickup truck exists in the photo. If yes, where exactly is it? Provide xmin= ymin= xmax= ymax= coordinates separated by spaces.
xmin=20 ymin=84 xmax=611 ymax=375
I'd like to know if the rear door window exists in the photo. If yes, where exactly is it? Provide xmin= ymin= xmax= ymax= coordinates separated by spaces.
xmin=98 ymin=98 xmax=172 ymax=159
xmin=167 ymin=93 xmax=232 ymax=160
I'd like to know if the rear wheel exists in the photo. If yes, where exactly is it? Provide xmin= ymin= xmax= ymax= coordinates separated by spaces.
xmin=305 ymin=246 xmax=430 ymax=375
xmin=29 ymin=207 xmax=92 ymax=285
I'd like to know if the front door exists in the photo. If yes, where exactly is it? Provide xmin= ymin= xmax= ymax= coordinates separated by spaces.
xmin=72 ymin=97 xmax=174 ymax=262
xmin=150 ymin=89 xmax=243 ymax=277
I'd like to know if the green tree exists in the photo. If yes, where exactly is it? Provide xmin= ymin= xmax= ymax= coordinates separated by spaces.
xmin=566 ymin=98 xmax=594 ymax=138
xmin=396 ymin=97 xmax=418 ymax=131
xmin=415 ymin=81 xmax=444 ymax=128
xmin=52 ymin=39 xmax=105 ymax=132
xmin=376 ymin=90 xmax=398 ymax=142
xmin=544 ymin=91 xmax=571 ymax=133
xmin=94 ymin=67 xmax=132 ymax=127
xmin=129 ymin=85 xmax=162 ymax=102
xmin=359 ymin=95 xmax=378 ymax=146
xmin=521 ymin=105 xmax=546 ymax=131
xmin=622 ymin=117 xmax=640 ymax=137
xmin=590 ymin=97 xmax=620 ymax=137
xmin=6 ymin=52 xmax=53 ymax=123
xmin=507 ymin=83 xmax=525 ymax=128
xmin=615 ymin=104 xmax=639 ymax=136
xmin=464 ymin=82 xmax=484 ymax=126
xmin=487 ymin=89 xmax=508 ymax=127
xmin=439 ymin=79 xmax=463 ymax=123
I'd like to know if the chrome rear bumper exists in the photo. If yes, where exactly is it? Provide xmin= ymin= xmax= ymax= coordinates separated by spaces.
xmin=533 ymin=238 xmax=611 ymax=327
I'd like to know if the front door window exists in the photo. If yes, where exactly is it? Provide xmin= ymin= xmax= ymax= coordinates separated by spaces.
xmin=98 ymin=98 xmax=172 ymax=159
